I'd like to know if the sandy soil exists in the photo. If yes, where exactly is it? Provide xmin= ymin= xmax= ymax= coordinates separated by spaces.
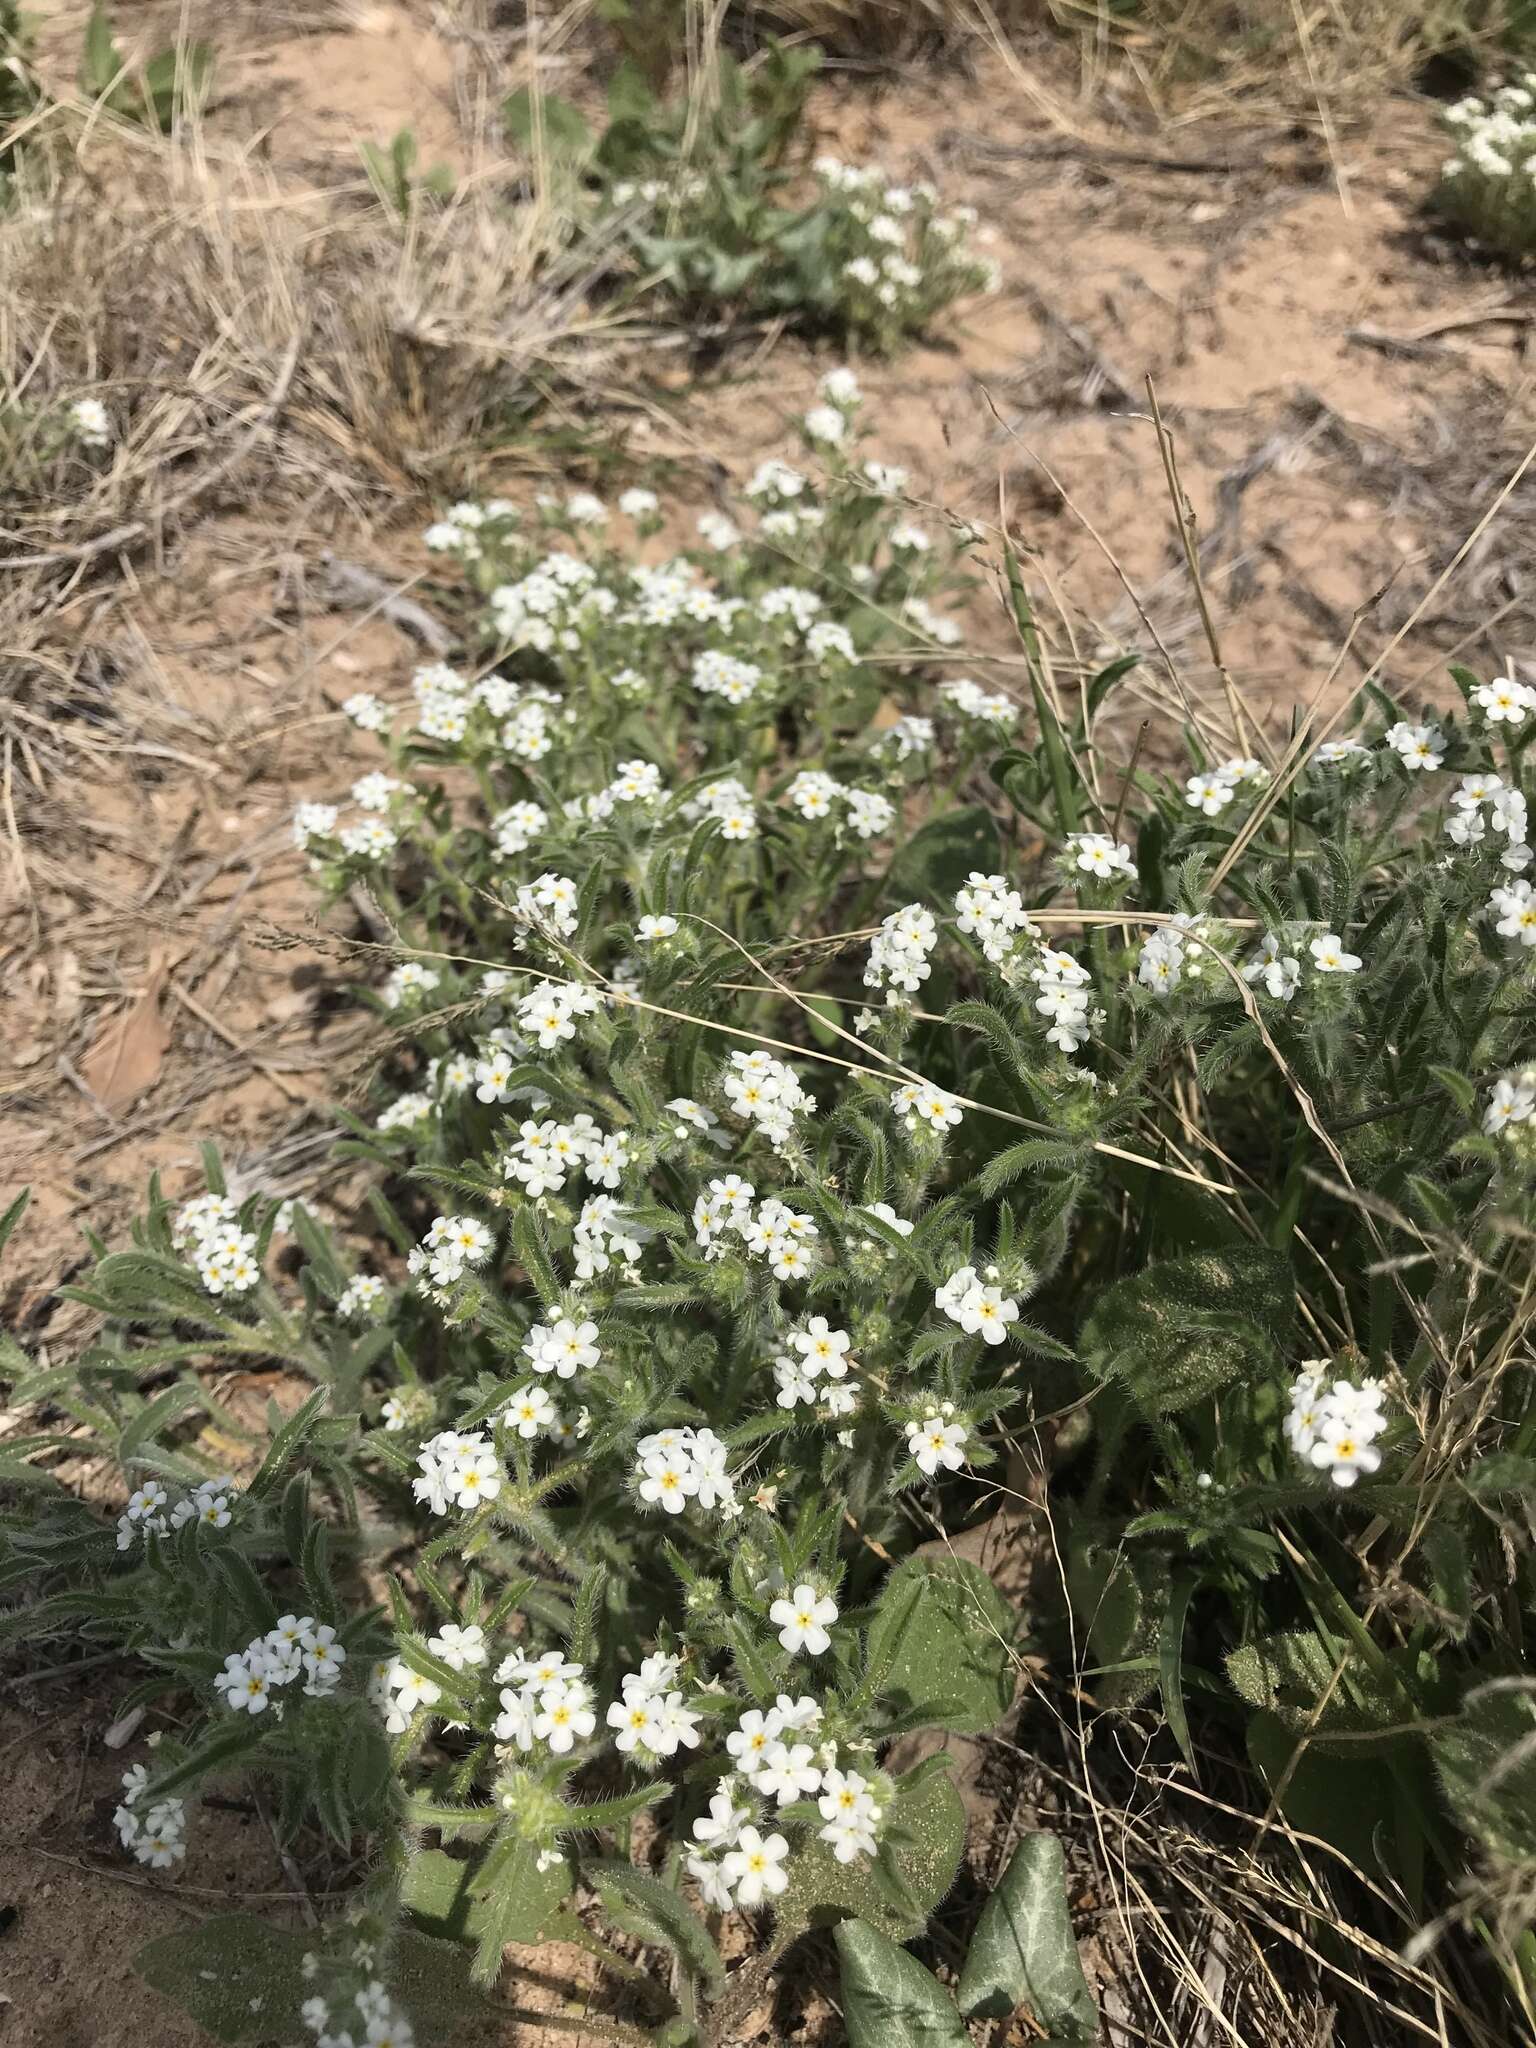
xmin=4 ymin=4 xmax=1534 ymax=2042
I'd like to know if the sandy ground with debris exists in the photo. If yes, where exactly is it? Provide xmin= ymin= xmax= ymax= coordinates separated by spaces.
xmin=4 ymin=3 xmax=1535 ymax=2042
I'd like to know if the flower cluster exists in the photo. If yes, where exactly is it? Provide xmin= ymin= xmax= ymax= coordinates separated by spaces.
xmin=954 ymin=871 xmax=1036 ymax=964
xmin=115 ymin=1472 xmax=237 ymax=1552
xmin=173 ymin=1192 xmax=260 ymax=1297
xmin=496 ymin=1644 xmax=598 ymax=1755
xmin=1183 ymin=755 xmax=1269 ymax=817
xmin=810 ymin=158 xmax=997 ymax=343
xmin=865 ymin=902 xmax=939 ymax=997
xmin=1029 ymin=945 xmax=1099 ymax=1056
xmin=634 ymin=1424 xmax=738 ymax=1516
xmin=301 ymin=1976 xmax=417 ymax=2048
xmin=1284 ymin=1368 xmax=1390 ymax=1489
xmin=412 ymin=1428 xmax=505 ymax=1516
xmin=936 ymin=1265 xmax=1021 ymax=1345
xmin=1439 ymin=81 xmax=1536 ymax=256
xmin=215 ymin=1616 xmax=348 ymax=1713
xmin=113 ymin=1761 xmax=189 ymax=1868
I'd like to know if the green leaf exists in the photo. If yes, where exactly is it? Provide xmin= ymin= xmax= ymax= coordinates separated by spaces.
xmin=135 ymin=1915 xmax=307 ymax=2043
xmin=1158 ymin=1571 xmax=1200 ymax=1771
xmin=80 ymin=3 xmax=122 ymax=99
xmin=246 ymin=1387 xmax=330 ymax=1499
xmin=502 ymin=85 xmax=591 ymax=160
xmin=391 ymin=1931 xmax=503 ymax=2044
xmin=1433 ymin=1681 xmax=1536 ymax=1864
xmin=957 ymin=1832 xmax=1096 ymax=2036
xmin=468 ymin=1834 xmax=576 ymax=1983
xmin=1079 ymin=1247 xmax=1294 ymax=1415
xmin=0 ymin=1186 xmax=29 ymax=1261
xmin=1005 ymin=548 xmax=1079 ymax=834
xmin=589 ymin=1860 xmax=725 ymax=1991
xmin=1225 ymin=1631 xmax=1412 ymax=1752
xmin=835 ymin=1920 xmax=970 ymax=2047
xmin=888 ymin=806 xmax=1000 ymax=909
xmin=780 ymin=1766 xmax=965 ymax=1942
xmin=866 ymin=1556 xmax=1015 ymax=1734
xmin=1246 ymin=1710 xmax=1401 ymax=1875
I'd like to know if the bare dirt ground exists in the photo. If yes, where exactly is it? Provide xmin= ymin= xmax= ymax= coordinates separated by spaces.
xmin=4 ymin=3 xmax=1534 ymax=2041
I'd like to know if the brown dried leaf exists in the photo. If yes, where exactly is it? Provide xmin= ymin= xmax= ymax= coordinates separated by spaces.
xmin=81 ymin=950 xmax=174 ymax=1110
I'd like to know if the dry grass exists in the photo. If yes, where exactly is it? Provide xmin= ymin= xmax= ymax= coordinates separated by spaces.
xmin=725 ymin=0 xmax=1534 ymax=108
xmin=0 ymin=90 xmax=633 ymax=778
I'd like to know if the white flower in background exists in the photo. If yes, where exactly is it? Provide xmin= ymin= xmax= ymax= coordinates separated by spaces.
xmin=292 ymin=802 xmax=339 ymax=850
xmin=865 ymin=903 xmax=937 ymax=995
xmin=820 ymin=366 xmax=861 ymax=407
xmin=746 ymin=459 xmax=806 ymax=503
xmin=1314 ymin=738 xmax=1368 ymax=767
xmin=342 ymin=692 xmax=390 ymax=732
xmin=352 ymin=771 xmax=403 ymax=812
xmin=802 ymin=404 xmax=847 ymax=444
xmin=696 ymin=511 xmax=741 ymax=551
xmin=337 ymin=1274 xmax=387 ymax=1320
xmin=940 ymin=676 xmax=1012 ymax=721
xmin=69 ymin=397 xmax=112 ymax=448
xmin=845 ymin=789 xmax=896 ymax=839
xmin=381 ymin=961 xmax=440 ymax=1007
xmin=619 ymin=487 xmax=659 ymax=520
xmin=339 ymin=818 xmax=398 ymax=861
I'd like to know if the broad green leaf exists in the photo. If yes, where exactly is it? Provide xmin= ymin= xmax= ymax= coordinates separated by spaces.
xmin=468 ymin=1834 xmax=576 ymax=1983
xmin=1246 ymin=1710 xmax=1401 ymax=1875
xmin=136 ymin=1915 xmax=307 ymax=2043
xmin=780 ymin=1765 xmax=965 ymax=1941
xmin=835 ymin=1920 xmax=970 ymax=2047
xmin=1433 ymin=1681 xmax=1536 ymax=1864
xmin=957 ymin=1831 xmax=1095 ymax=2036
xmin=866 ymin=1555 xmax=1015 ymax=1734
xmin=392 ymin=1932 xmax=502 ymax=2043
xmin=1079 ymin=1247 xmax=1294 ymax=1415
xmin=889 ymin=805 xmax=1001 ymax=909
xmin=1225 ymin=1631 xmax=1416 ymax=1752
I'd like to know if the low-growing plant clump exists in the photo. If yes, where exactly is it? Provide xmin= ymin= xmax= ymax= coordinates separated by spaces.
xmin=5 ymin=374 xmax=1536 ymax=2046
xmin=507 ymin=48 xmax=997 ymax=349
xmin=1437 ymin=74 xmax=1536 ymax=255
